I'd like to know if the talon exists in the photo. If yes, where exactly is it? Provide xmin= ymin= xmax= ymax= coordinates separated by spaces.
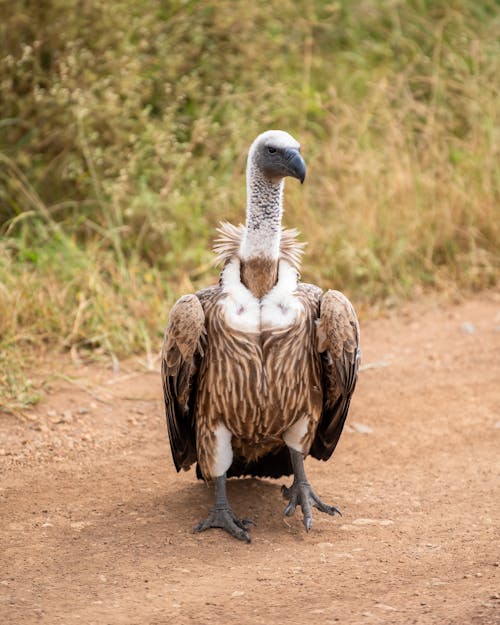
xmin=284 ymin=502 xmax=296 ymax=517
xmin=240 ymin=531 xmax=252 ymax=544
xmin=304 ymin=517 xmax=312 ymax=532
xmin=234 ymin=516 xmax=254 ymax=530
xmin=313 ymin=499 xmax=342 ymax=517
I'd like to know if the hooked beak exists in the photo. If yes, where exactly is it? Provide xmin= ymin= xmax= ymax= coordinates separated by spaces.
xmin=284 ymin=148 xmax=306 ymax=184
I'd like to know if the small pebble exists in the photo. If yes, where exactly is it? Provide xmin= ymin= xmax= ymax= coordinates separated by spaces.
xmin=351 ymin=422 xmax=373 ymax=434
xmin=461 ymin=321 xmax=476 ymax=334
xmin=352 ymin=518 xmax=394 ymax=526
xmin=60 ymin=410 xmax=73 ymax=423
xmin=375 ymin=603 xmax=397 ymax=611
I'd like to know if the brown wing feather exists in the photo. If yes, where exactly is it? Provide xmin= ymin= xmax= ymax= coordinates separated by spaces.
xmin=310 ymin=289 xmax=361 ymax=461
xmin=161 ymin=294 xmax=206 ymax=472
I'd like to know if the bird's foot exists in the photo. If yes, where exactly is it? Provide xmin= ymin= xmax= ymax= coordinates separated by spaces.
xmin=193 ymin=506 xmax=253 ymax=543
xmin=282 ymin=480 xmax=341 ymax=531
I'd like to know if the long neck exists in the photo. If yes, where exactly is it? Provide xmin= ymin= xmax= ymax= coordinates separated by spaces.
xmin=239 ymin=161 xmax=283 ymax=298
xmin=240 ymin=162 xmax=284 ymax=261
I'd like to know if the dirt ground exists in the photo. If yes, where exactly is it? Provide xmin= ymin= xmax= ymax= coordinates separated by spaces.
xmin=1 ymin=293 xmax=499 ymax=625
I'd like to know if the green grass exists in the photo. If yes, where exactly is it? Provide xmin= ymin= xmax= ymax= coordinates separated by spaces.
xmin=1 ymin=0 xmax=499 ymax=412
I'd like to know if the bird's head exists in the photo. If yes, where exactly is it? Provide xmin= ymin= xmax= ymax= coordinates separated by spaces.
xmin=248 ymin=130 xmax=306 ymax=185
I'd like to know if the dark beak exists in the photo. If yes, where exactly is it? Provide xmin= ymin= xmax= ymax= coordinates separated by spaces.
xmin=284 ymin=148 xmax=306 ymax=184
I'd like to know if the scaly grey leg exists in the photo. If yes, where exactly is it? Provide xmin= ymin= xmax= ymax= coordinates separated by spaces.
xmin=282 ymin=448 xmax=341 ymax=531
xmin=193 ymin=474 xmax=253 ymax=543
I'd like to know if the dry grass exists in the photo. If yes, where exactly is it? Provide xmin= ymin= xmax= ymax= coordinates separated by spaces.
xmin=0 ymin=0 xmax=499 ymax=412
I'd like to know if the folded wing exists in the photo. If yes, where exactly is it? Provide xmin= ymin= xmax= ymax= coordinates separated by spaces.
xmin=310 ymin=290 xmax=361 ymax=461
xmin=161 ymin=294 xmax=206 ymax=472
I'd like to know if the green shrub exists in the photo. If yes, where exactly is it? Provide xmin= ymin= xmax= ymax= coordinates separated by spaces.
xmin=0 ymin=0 xmax=499 ymax=410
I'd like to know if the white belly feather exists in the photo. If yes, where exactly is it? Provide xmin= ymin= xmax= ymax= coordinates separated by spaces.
xmin=220 ymin=258 xmax=303 ymax=332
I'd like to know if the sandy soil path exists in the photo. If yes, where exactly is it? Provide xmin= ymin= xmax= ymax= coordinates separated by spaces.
xmin=1 ymin=294 xmax=499 ymax=625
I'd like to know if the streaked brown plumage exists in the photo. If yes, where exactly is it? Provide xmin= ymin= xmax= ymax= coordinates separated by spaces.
xmin=161 ymin=130 xmax=360 ymax=542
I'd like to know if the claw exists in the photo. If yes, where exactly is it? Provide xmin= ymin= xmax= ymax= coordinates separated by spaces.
xmin=233 ymin=516 xmax=254 ymax=531
xmin=284 ymin=502 xmax=296 ymax=517
xmin=312 ymin=494 xmax=342 ymax=516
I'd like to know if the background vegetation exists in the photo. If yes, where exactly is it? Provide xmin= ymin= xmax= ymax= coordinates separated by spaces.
xmin=1 ymin=0 xmax=499 ymax=412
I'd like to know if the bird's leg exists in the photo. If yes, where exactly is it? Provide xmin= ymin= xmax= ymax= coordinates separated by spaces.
xmin=282 ymin=448 xmax=341 ymax=531
xmin=193 ymin=474 xmax=253 ymax=543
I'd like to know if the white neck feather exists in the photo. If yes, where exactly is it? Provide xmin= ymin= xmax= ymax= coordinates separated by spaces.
xmin=240 ymin=159 xmax=284 ymax=261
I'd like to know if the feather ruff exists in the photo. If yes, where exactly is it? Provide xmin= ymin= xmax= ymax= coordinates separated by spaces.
xmin=213 ymin=222 xmax=306 ymax=272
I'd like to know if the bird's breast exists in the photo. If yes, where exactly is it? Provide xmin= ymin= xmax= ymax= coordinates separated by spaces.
xmin=219 ymin=257 xmax=303 ymax=332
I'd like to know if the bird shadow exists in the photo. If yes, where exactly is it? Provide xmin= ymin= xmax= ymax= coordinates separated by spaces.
xmin=165 ymin=475 xmax=309 ymax=541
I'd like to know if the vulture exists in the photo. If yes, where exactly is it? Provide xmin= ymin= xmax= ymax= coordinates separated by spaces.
xmin=162 ymin=130 xmax=360 ymax=543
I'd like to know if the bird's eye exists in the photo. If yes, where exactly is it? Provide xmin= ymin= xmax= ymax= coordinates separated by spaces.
xmin=267 ymin=146 xmax=277 ymax=154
